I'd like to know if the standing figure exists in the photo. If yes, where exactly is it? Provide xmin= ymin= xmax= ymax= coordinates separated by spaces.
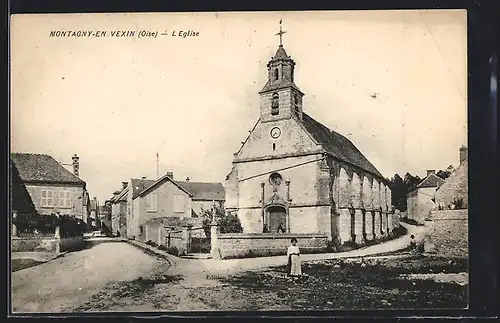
xmin=287 ymin=238 xmax=302 ymax=279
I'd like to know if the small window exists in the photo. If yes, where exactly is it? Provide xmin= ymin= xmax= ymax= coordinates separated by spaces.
xmin=273 ymin=143 xmax=276 ymax=151
xmin=147 ymin=193 xmax=158 ymax=212
xmin=173 ymin=194 xmax=184 ymax=213
xmin=65 ymin=191 xmax=71 ymax=207
xmin=41 ymin=190 xmax=53 ymax=207
xmin=274 ymin=68 xmax=279 ymax=80
xmin=271 ymin=93 xmax=279 ymax=115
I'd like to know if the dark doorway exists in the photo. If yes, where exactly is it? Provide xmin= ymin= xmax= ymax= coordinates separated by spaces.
xmin=266 ymin=205 xmax=287 ymax=233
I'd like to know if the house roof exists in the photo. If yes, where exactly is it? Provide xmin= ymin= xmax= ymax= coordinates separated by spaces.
xmin=409 ymin=173 xmax=445 ymax=192
xmin=130 ymin=178 xmax=156 ymax=198
xmin=298 ymin=113 xmax=385 ymax=179
xmin=10 ymin=153 xmax=85 ymax=185
xmin=177 ymin=181 xmax=225 ymax=201
xmin=134 ymin=174 xmax=193 ymax=199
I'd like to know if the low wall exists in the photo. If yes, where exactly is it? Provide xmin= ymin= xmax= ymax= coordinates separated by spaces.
xmin=11 ymin=235 xmax=84 ymax=253
xmin=424 ymin=209 xmax=468 ymax=259
xmin=216 ymin=233 xmax=329 ymax=259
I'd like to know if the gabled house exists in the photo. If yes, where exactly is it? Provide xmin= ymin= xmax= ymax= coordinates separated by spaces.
xmin=132 ymin=173 xmax=194 ymax=241
xmin=176 ymin=179 xmax=225 ymax=217
xmin=10 ymin=153 xmax=91 ymax=223
xmin=406 ymin=170 xmax=446 ymax=223
xmin=110 ymin=171 xmax=225 ymax=241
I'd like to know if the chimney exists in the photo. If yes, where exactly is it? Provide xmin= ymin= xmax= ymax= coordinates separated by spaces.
xmin=112 ymin=191 xmax=121 ymax=197
xmin=122 ymin=181 xmax=128 ymax=190
xmin=185 ymin=177 xmax=190 ymax=182
xmin=72 ymin=154 xmax=80 ymax=177
xmin=166 ymin=172 xmax=174 ymax=179
xmin=427 ymin=170 xmax=436 ymax=177
xmin=459 ymin=145 xmax=468 ymax=164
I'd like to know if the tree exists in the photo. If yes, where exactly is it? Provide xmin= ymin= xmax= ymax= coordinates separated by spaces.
xmin=436 ymin=170 xmax=451 ymax=180
xmin=388 ymin=172 xmax=422 ymax=212
xmin=201 ymin=204 xmax=243 ymax=238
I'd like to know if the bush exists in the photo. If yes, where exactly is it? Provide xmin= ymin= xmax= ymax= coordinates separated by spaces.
xmin=392 ymin=225 xmax=408 ymax=238
xmin=59 ymin=214 xmax=86 ymax=237
xmin=145 ymin=240 xmax=158 ymax=247
xmin=167 ymin=246 xmax=179 ymax=256
xmin=157 ymin=244 xmax=168 ymax=251
xmin=452 ymin=197 xmax=465 ymax=209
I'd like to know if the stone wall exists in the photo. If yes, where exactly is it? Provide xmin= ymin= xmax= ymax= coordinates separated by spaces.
xmin=434 ymin=158 xmax=468 ymax=209
xmin=424 ymin=209 xmax=468 ymax=259
xmin=216 ymin=233 xmax=328 ymax=259
xmin=11 ymin=235 xmax=84 ymax=252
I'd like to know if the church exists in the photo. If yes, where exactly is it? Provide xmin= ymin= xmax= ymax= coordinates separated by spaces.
xmin=225 ymin=27 xmax=395 ymax=245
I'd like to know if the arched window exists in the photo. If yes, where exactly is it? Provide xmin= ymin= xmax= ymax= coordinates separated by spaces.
xmin=274 ymin=68 xmax=279 ymax=80
xmin=271 ymin=93 xmax=279 ymax=115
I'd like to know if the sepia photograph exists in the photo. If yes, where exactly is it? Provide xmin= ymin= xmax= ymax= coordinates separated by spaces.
xmin=9 ymin=10 xmax=468 ymax=313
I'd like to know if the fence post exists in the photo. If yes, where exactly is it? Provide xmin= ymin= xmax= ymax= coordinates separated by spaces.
xmin=12 ymin=210 xmax=18 ymax=237
xmin=210 ymin=220 xmax=221 ymax=260
xmin=182 ymin=225 xmax=192 ymax=256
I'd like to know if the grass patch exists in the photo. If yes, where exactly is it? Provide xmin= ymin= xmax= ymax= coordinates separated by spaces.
xmin=11 ymin=258 xmax=45 ymax=272
xmin=219 ymin=255 xmax=467 ymax=309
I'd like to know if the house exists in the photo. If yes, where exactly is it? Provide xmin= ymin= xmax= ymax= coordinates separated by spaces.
xmin=406 ymin=170 xmax=446 ymax=223
xmin=109 ymin=172 xmax=224 ymax=242
xmin=89 ymin=197 xmax=99 ymax=228
xmin=99 ymin=201 xmax=112 ymax=233
xmin=110 ymin=182 xmax=129 ymax=237
xmin=224 ymin=39 xmax=395 ymax=245
xmin=10 ymin=153 xmax=92 ymax=223
xmin=176 ymin=178 xmax=225 ymax=217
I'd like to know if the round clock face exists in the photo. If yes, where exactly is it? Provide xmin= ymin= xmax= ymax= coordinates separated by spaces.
xmin=270 ymin=127 xmax=281 ymax=139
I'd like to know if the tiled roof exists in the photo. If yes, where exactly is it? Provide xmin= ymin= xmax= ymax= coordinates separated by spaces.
xmin=177 ymin=181 xmax=225 ymax=201
xmin=298 ymin=113 xmax=385 ymax=179
xmin=10 ymin=153 xmax=85 ymax=185
xmin=135 ymin=174 xmax=193 ymax=199
xmin=417 ymin=173 xmax=446 ymax=189
xmin=131 ymin=178 xmax=156 ymax=198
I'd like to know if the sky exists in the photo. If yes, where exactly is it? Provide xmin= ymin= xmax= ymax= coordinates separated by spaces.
xmin=10 ymin=10 xmax=467 ymax=202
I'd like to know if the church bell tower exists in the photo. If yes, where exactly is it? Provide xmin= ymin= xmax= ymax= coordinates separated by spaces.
xmin=259 ymin=21 xmax=304 ymax=123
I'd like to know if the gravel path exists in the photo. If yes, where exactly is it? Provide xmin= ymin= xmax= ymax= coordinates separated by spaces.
xmin=11 ymin=242 xmax=163 ymax=313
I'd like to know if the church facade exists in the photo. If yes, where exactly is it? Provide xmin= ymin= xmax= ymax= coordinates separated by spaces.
xmin=225 ymin=41 xmax=395 ymax=245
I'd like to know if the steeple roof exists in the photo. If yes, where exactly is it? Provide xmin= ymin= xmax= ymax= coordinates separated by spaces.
xmin=272 ymin=45 xmax=291 ymax=60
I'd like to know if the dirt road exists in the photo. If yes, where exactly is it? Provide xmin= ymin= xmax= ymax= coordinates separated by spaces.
xmin=11 ymin=242 xmax=164 ymax=313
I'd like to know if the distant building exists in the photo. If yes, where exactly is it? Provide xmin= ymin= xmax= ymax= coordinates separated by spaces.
xmin=406 ymin=170 xmax=446 ymax=223
xmin=10 ymin=153 xmax=91 ymax=222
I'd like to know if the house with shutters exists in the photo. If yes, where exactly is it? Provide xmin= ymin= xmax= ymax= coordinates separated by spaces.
xmin=109 ymin=172 xmax=224 ymax=241
xmin=10 ymin=153 xmax=92 ymax=223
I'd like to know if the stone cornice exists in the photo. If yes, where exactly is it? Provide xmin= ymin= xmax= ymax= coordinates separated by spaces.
xmin=233 ymin=150 xmax=324 ymax=164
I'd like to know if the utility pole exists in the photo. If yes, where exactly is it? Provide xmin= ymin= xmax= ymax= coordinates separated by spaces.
xmin=156 ymin=153 xmax=160 ymax=179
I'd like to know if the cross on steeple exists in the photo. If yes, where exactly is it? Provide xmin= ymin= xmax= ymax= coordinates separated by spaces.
xmin=275 ymin=19 xmax=287 ymax=46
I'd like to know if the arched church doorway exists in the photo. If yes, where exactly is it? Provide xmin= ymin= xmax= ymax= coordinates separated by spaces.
xmin=266 ymin=205 xmax=287 ymax=233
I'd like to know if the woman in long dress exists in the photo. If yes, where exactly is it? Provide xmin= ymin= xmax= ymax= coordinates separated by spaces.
xmin=287 ymin=238 xmax=302 ymax=279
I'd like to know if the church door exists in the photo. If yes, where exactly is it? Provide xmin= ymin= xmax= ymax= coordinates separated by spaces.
xmin=266 ymin=205 xmax=287 ymax=233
